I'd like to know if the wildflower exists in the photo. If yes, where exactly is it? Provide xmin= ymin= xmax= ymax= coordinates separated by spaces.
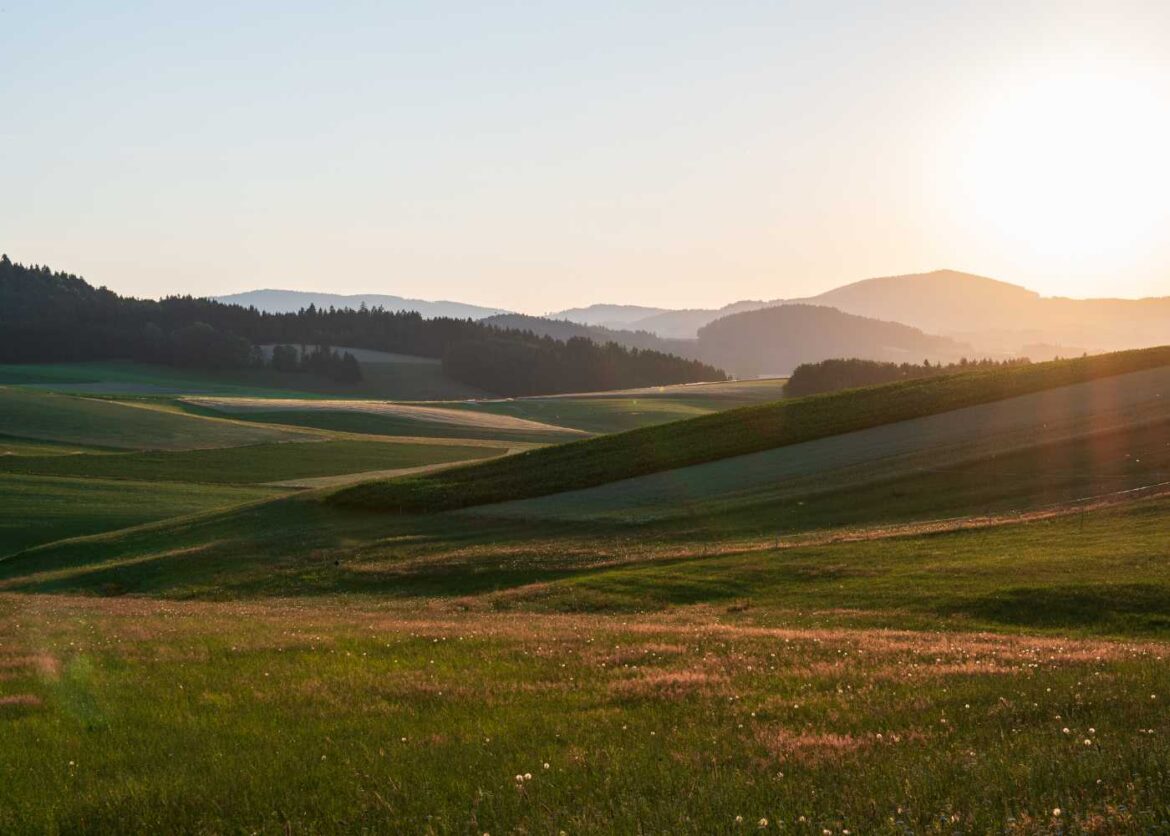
xmin=543 ymin=762 xmax=550 ymax=770
xmin=1089 ymin=728 xmax=1096 ymax=735
xmin=735 ymin=815 xmax=744 ymax=824
xmin=515 ymin=774 xmax=524 ymax=782
xmin=1062 ymin=727 xmax=1070 ymax=734
xmin=1053 ymin=808 xmax=1061 ymax=817
xmin=524 ymin=772 xmax=532 ymax=780
xmin=758 ymin=818 xmax=768 ymax=828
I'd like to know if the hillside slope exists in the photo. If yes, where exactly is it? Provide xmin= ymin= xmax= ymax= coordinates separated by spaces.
xmin=801 ymin=269 xmax=1170 ymax=355
xmin=696 ymin=304 xmax=967 ymax=377
xmin=330 ymin=346 xmax=1170 ymax=513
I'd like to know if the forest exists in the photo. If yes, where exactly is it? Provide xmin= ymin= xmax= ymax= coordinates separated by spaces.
xmin=784 ymin=356 xmax=1034 ymax=396
xmin=0 ymin=256 xmax=724 ymax=395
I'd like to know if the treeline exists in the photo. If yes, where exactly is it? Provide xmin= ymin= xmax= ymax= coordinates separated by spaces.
xmin=443 ymin=336 xmax=721 ymax=396
xmin=784 ymin=356 xmax=1032 ymax=397
xmin=0 ymin=255 xmax=722 ymax=395
xmin=270 ymin=345 xmax=363 ymax=383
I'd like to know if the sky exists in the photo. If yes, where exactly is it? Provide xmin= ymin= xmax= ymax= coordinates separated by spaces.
xmin=4 ymin=1 xmax=1170 ymax=314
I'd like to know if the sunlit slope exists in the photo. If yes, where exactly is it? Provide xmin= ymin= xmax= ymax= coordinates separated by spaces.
xmin=186 ymin=396 xmax=586 ymax=443
xmin=441 ymin=378 xmax=789 ymax=434
xmin=330 ymin=347 xmax=1170 ymax=514
xmin=477 ymin=363 xmax=1170 ymax=521
xmin=0 ymin=388 xmax=311 ymax=450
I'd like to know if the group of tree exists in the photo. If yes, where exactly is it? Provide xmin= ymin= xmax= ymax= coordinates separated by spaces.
xmin=0 ymin=255 xmax=722 ymax=395
xmin=784 ymin=356 xmax=1033 ymax=397
xmin=442 ymin=336 xmax=721 ymax=396
xmin=270 ymin=344 xmax=363 ymax=382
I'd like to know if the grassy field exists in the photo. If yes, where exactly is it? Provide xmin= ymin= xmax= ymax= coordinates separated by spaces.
xmin=0 ymin=388 xmax=309 ymax=450
xmin=194 ymin=407 xmax=583 ymax=444
xmin=332 ymin=347 xmax=1170 ymax=513
xmin=0 ymin=355 xmax=487 ymax=400
xmin=3 ymin=496 xmax=1170 ymax=831
xmin=0 ymin=474 xmax=279 ymax=556
xmin=5 ymin=349 xmax=1170 ymax=831
xmin=0 ymin=439 xmax=502 ymax=487
xmin=477 ymin=369 xmax=1170 ymax=522
xmin=443 ymin=379 xmax=790 ymax=433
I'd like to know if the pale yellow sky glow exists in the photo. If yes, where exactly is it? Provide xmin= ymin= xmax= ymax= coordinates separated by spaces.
xmin=4 ymin=3 xmax=1170 ymax=311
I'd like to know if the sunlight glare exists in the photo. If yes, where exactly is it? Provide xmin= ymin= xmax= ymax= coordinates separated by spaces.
xmin=958 ymin=68 xmax=1170 ymax=274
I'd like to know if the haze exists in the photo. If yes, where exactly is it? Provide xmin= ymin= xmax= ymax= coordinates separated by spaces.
xmin=4 ymin=1 xmax=1170 ymax=312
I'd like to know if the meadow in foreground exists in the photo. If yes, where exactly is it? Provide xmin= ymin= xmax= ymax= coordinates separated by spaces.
xmin=2 ymin=594 xmax=1169 ymax=834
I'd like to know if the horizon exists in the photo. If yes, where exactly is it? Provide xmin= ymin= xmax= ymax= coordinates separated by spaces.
xmin=4 ymin=2 xmax=1170 ymax=312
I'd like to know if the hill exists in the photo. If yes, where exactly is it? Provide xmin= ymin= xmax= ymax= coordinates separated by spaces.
xmin=330 ymin=345 xmax=1170 ymax=514
xmin=546 ymin=303 xmax=669 ymax=328
xmin=214 ymin=288 xmax=508 ymax=319
xmin=801 ymin=269 xmax=1170 ymax=357
xmin=695 ymin=303 xmax=967 ymax=377
xmin=481 ymin=313 xmax=700 ymax=357
xmin=0 ymin=256 xmax=721 ymax=397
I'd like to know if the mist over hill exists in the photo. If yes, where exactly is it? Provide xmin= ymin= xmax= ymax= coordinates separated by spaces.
xmin=797 ymin=269 xmax=1170 ymax=356
xmin=546 ymin=304 xmax=669 ymax=329
xmin=215 ymin=289 xmax=508 ymax=320
xmin=482 ymin=314 xmax=700 ymax=358
xmin=696 ymin=304 xmax=969 ymax=377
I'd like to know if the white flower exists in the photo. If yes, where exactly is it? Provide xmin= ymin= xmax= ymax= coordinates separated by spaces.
xmin=515 ymin=774 xmax=524 ymax=782
xmin=758 ymin=818 xmax=768 ymax=828
xmin=1053 ymin=808 xmax=1062 ymax=817
xmin=735 ymin=815 xmax=744 ymax=824
xmin=543 ymin=762 xmax=550 ymax=769
xmin=524 ymin=772 xmax=532 ymax=780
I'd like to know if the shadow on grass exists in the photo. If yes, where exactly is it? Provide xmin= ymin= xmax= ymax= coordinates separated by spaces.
xmin=940 ymin=584 xmax=1170 ymax=633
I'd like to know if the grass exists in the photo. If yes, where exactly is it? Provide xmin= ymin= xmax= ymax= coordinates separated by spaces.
xmin=0 ymin=439 xmax=503 ymax=486
xmin=0 ymin=474 xmax=279 ymax=556
xmin=331 ymin=346 xmax=1170 ymax=513
xmin=7 ymin=348 xmax=1170 ymax=830
xmin=0 ymin=388 xmax=307 ymax=450
xmin=196 ymin=408 xmax=574 ymax=444
xmin=0 ymin=357 xmax=486 ymax=400
xmin=442 ymin=379 xmax=790 ymax=433
xmin=2 ymin=593 xmax=1169 ymax=833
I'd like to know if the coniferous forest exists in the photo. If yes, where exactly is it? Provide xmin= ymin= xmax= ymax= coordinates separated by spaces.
xmin=0 ymin=256 xmax=725 ymax=395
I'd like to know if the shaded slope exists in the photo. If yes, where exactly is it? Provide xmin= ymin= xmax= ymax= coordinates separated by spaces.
xmin=475 ymin=364 xmax=1170 ymax=521
xmin=329 ymin=346 xmax=1170 ymax=514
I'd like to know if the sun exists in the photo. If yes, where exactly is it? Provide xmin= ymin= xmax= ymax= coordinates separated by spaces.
xmin=955 ymin=67 xmax=1170 ymax=277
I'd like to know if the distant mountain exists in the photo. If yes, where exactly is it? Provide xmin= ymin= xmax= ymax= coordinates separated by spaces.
xmin=482 ymin=314 xmax=698 ymax=357
xmin=696 ymin=304 xmax=968 ymax=377
xmin=797 ymin=269 xmax=1170 ymax=357
xmin=215 ymin=289 xmax=508 ymax=320
xmin=549 ymin=304 xmax=670 ymax=329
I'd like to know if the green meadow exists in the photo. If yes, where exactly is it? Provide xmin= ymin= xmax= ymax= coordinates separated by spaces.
xmin=3 ymin=350 xmax=1170 ymax=832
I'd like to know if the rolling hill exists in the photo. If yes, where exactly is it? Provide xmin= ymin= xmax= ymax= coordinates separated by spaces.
xmin=695 ymin=304 xmax=967 ymax=377
xmin=329 ymin=346 xmax=1170 ymax=514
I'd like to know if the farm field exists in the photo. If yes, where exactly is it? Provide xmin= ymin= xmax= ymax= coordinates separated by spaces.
xmin=477 ymin=364 xmax=1170 ymax=521
xmin=0 ymin=474 xmax=279 ymax=556
xmin=333 ymin=347 xmax=1170 ymax=514
xmin=4 ymin=349 xmax=1170 ymax=831
xmin=0 ymin=440 xmax=501 ymax=487
xmin=0 ymin=352 xmax=486 ymax=400
xmin=443 ymin=378 xmax=790 ymax=433
xmin=0 ymin=388 xmax=311 ymax=450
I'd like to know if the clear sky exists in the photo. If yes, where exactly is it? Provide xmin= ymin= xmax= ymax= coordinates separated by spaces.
xmin=4 ymin=1 xmax=1170 ymax=313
